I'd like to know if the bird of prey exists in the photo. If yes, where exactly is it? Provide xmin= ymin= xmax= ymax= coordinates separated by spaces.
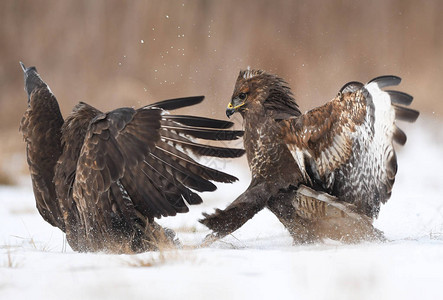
xmin=19 ymin=62 xmax=245 ymax=253
xmin=200 ymin=69 xmax=419 ymax=243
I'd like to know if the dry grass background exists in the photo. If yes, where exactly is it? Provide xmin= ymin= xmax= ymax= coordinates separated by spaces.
xmin=0 ymin=0 xmax=442 ymax=183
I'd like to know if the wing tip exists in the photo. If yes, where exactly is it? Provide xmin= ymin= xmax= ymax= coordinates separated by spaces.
xmin=393 ymin=125 xmax=407 ymax=145
xmin=19 ymin=61 xmax=26 ymax=72
xmin=367 ymin=75 xmax=402 ymax=88
xmin=394 ymin=105 xmax=420 ymax=123
xmin=146 ymin=95 xmax=205 ymax=111
xmin=386 ymin=90 xmax=414 ymax=106
xmin=339 ymin=81 xmax=364 ymax=94
xmin=164 ymin=115 xmax=236 ymax=129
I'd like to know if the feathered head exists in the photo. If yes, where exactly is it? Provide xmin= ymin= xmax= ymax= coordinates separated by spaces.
xmin=226 ymin=68 xmax=301 ymax=119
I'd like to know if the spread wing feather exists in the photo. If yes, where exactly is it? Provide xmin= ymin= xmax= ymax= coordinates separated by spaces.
xmin=160 ymin=129 xmax=245 ymax=158
xmin=144 ymin=96 xmax=204 ymax=110
xmin=283 ymin=76 xmax=418 ymax=217
xmin=154 ymin=141 xmax=238 ymax=183
xmin=58 ymin=97 xmax=245 ymax=249
xmin=386 ymin=90 xmax=414 ymax=106
xmin=392 ymin=125 xmax=407 ymax=146
xmin=149 ymin=148 xmax=216 ymax=192
xmin=160 ymin=119 xmax=243 ymax=140
xmin=393 ymin=105 xmax=420 ymax=122
xmin=164 ymin=115 xmax=235 ymax=129
xmin=339 ymin=81 xmax=364 ymax=93
xmin=368 ymin=75 xmax=402 ymax=88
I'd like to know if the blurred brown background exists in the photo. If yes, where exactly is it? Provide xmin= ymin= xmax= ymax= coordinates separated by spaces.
xmin=0 ymin=0 xmax=442 ymax=184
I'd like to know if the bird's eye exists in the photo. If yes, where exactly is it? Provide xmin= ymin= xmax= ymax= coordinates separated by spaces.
xmin=238 ymin=93 xmax=247 ymax=100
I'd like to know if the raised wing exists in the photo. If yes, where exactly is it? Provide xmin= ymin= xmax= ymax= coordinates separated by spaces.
xmin=64 ymin=97 xmax=244 ymax=250
xmin=282 ymin=76 xmax=418 ymax=217
xmin=19 ymin=62 xmax=66 ymax=230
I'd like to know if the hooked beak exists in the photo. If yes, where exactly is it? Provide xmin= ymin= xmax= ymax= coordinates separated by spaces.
xmin=226 ymin=103 xmax=235 ymax=118
xmin=226 ymin=102 xmax=246 ymax=118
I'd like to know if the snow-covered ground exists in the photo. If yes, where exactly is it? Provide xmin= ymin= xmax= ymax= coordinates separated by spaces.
xmin=1 ymin=117 xmax=442 ymax=300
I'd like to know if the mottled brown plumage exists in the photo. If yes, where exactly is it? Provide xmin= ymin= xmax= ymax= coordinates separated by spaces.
xmin=19 ymin=62 xmax=245 ymax=253
xmin=200 ymin=69 xmax=418 ymax=244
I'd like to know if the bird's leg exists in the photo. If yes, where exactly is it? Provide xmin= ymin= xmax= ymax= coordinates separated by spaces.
xmin=128 ymin=219 xmax=182 ymax=253
xmin=199 ymin=183 xmax=269 ymax=246
xmin=293 ymin=185 xmax=386 ymax=242
xmin=141 ymin=221 xmax=182 ymax=251
xmin=266 ymin=191 xmax=319 ymax=244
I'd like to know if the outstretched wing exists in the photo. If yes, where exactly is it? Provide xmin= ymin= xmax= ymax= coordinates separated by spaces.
xmin=282 ymin=76 xmax=419 ymax=217
xmin=69 ymin=97 xmax=245 ymax=247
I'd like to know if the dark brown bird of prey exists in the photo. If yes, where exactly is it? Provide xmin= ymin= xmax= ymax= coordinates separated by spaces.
xmin=19 ymin=62 xmax=245 ymax=253
xmin=200 ymin=69 xmax=419 ymax=243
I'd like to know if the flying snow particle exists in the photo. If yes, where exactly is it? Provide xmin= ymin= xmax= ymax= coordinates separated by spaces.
xmin=141 ymin=40 xmax=144 ymax=44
